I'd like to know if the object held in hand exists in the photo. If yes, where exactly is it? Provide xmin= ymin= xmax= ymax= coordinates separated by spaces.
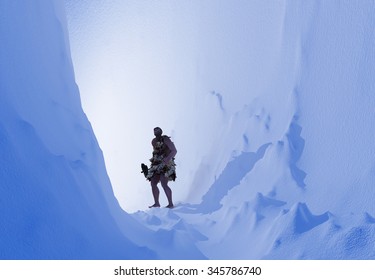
xmin=141 ymin=163 xmax=148 ymax=177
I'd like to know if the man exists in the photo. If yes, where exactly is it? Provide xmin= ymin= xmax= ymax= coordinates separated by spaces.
xmin=143 ymin=127 xmax=177 ymax=208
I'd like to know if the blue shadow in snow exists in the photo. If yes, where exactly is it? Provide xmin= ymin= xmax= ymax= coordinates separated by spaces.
xmin=196 ymin=143 xmax=271 ymax=214
xmin=286 ymin=121 xmax=307 ymax=188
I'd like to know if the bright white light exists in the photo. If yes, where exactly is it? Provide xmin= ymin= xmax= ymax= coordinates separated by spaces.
xmin=64 ymin=1 xmax=269 ymax=212
xmin=65 ymin=1 xmax=201 ymax=212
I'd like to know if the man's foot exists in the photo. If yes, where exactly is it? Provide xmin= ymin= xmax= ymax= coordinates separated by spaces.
xmin=165 ymin=204 xmax=174 ymax=209
xmin=148 ymin=203 xmax=160 ymax=208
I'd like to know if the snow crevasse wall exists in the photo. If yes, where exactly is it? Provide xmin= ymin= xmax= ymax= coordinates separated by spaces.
xmin=150 ymin=0 xmax=375 ymax=259
xmin=187 ymin=0 xmax=375 ymax=217
xmin=0 ymin=0 xmax=154 ymax=259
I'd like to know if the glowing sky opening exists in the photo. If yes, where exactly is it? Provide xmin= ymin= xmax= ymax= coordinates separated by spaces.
xmin=64 ymin=0 xmax=270 ymax=212
xmin=65 ymin=1 xmax=203 ymax=212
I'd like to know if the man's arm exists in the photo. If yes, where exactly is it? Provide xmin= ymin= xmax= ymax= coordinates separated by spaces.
xmin=164 ymin=137 xmax=177 ymax=163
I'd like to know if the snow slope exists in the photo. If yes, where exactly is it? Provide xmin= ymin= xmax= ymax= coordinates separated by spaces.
xmin=0 ymin=0 xmax=157 ymax=259
xmin=131 ymin=0 xmax=375 ymax=259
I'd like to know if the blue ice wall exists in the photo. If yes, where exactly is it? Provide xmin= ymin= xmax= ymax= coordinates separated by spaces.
xmin=0 ymin=0 xmax=154 ymax=259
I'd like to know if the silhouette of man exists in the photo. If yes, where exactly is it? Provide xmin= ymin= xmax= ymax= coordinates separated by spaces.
xmin=146 ymin=127 xmax=176 ymax=208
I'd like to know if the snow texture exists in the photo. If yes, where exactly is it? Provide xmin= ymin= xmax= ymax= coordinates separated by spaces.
xmin=0 ymin=0 xmax=155 ymax=259
xmin=1 ymin=0 xmax=375 ymax=259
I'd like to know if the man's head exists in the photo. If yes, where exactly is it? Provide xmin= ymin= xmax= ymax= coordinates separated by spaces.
xmin=154 ymin=127 xmax=163 ymax=137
